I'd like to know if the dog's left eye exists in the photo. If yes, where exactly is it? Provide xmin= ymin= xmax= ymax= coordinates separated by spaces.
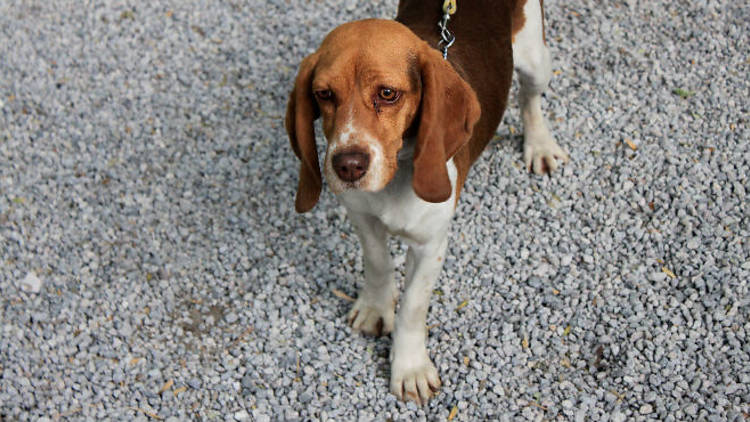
xmin=378 ymin=87 xmax=400 ymax=103
xmin=314 ymin=89 xmax=334 ymax=101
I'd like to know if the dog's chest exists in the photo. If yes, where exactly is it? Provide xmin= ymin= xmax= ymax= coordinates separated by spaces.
xmin=338 ymin=159 xmax=457 ymax=244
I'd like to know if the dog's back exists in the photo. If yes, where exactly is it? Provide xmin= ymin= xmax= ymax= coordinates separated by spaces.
xmin=396 ymin=0 xmax=514 ymax=166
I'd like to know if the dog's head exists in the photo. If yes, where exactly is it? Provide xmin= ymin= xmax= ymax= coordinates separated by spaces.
xmin=286 ymin=19 xmax=480 ymax=212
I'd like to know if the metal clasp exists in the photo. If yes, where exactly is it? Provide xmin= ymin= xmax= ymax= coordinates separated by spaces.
xmin=437 ymin=0 xmax=457 ymax=59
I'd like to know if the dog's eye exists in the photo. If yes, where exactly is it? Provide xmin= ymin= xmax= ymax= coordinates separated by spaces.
xmin=314 ymin=89 xmax=333 ymax=101
xmin=378 ymin=87 xmax=400 ymax=103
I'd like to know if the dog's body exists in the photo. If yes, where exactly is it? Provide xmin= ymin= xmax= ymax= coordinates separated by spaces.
xmin=286 ymin=0 xmax=568 ymax=404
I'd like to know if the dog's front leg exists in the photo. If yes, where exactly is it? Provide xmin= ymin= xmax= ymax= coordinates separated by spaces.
xmin=390 ymin=232 xmax=448 ymax=405
xmin=346 ymin=212 xmax=397 ymax=336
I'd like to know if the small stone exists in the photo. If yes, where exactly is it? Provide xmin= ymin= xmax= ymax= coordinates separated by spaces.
xmin=19 ymin=271 xmax=43 ymax=293
xmin=234 ymin=410 xmax=250 ymax=421
xmin=241 ymin=373 xmax=254 ymax=390
xmin=649 ymin=272 xmax=667 ymax=282
xmin=561 ymin=255 xmax=573 ymax=266
xmin=684 ymin=404 xmax=698 ymax=416
xmin=299 ymin=391 xmax=313 ymax=403
xmin=640 ymin=404 xmax=653 ymax=414
xmin=225 ymin=312 xmax=238 ymax=324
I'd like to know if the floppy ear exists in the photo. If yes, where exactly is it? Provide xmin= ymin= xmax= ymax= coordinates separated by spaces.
xmin=412 ymin=46 xmax=481 ymax=203
xmin=286 ymin=53 xmax=321 ymax=213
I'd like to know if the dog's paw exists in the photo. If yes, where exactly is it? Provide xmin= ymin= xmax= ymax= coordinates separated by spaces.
xmin=523 ymin=130 xmax=569 ymax=175
xmin=390 ymin=353 xmax=441 ymax=405
xmin=347 ymin=296 xmax=395 ymax=337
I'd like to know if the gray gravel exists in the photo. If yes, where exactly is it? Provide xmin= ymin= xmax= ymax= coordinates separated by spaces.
xmin=1 ymin=0 xmax=748 ymax=420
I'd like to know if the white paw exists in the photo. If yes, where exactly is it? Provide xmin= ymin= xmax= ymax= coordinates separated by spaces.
xmin=523 ymin=130 xmax=569 ymax=175
xmin=390 ymin=352 xmax=441 ymax=405
xmin=347 ymin=296 xmax=395 ymax=337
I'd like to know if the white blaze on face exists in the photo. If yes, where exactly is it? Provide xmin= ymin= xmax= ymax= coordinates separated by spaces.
xmin=324 ymin=115 xmax=389 ymax=194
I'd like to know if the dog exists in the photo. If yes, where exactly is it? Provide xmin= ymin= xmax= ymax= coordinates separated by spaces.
xmin=286 ymin=0 xmax=569 ymax=404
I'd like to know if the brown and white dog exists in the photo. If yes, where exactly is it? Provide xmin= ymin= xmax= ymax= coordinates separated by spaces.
xmin=286 ymin=0 xmax=568 ymax=404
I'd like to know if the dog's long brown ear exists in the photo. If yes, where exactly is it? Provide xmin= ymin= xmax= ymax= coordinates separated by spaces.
xmin=413 ymin=46 xmax=481 ymax=203
xmin=286 ymin=53 xmax=321 ymax=213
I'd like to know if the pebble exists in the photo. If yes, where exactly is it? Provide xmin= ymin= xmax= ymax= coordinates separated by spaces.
xmin=234 ymin=410 xmax=250 ymax=421
xmin=19 ymin=272 xmax=43 ymax=293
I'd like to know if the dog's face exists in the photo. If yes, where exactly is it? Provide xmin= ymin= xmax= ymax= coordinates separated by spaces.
xmin=286 ymin=19 xmax=480 ymax=212
xmin=312 ymin=21 xmax=422 ymax=195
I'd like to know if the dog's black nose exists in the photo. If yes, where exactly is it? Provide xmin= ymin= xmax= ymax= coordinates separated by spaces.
xmin=332 ymin=151 xmax=370 ymax=182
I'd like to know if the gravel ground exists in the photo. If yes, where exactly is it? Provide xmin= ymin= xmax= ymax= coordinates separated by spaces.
xmin=1 ymin=0 xmax=748 ymax=420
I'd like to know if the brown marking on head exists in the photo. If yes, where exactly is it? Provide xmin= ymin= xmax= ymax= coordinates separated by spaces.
xmin=285 ymin=19 xmax=480 ymax=210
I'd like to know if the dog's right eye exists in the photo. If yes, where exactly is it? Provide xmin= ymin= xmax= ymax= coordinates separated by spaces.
xmin=314 ymin=89 xmax=333 ymax=101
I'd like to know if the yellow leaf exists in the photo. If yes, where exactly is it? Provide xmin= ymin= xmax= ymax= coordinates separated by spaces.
xmin=463 ymin=356 xmax=470 ymax=366
xmin=455 ymin=300 xmax=469 ymax=311
xmin=522 ymin=336 xmax=529 ymax=349
xmin=173 ymin=386 xmax=187 ymax=396
xmin=625 ymin=139 xmax=637 ymax=151
xmin=662 ymin=266 xmax=676 ymax=279
xmin=158 ymin=379 xmax=173 ymax=394
xmin=448 ymin=405 xmax=458 ymax=420
xmin=129 ymin=357 xmax=142 ymax=365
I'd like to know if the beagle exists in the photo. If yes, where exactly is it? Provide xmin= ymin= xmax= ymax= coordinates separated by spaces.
xmin=286 ymin=0 xmax=568 ymax=404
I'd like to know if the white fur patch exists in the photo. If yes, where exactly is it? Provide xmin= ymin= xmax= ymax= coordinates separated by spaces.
xmin=324 ymin=119 xmax=390 ymax=194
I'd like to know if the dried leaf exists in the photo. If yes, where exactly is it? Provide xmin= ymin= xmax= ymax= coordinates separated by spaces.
xmin=448 ymin=405 xmax=458 ymax=420
xmin=332 ymin=289 xmax=355 ymax=302
xmin=463 ymin=356 xmax=470 ymax=366
xmin=158 ymin=379 xmax=174 ymax=394
xmin=130 ymin=407 xmax=163 ymax=420
xmin=661 ymin=266 xmax=676 ymax=279
xmin=173 ymin=386 xmax=187 ymax=396
xmin=625 ymin=139 xmax=637 ymax=151
xmin=129 ymin=357 xmax=142 ymax=365
xmin=191 ymin=25 xmax=205 ymax=37
xmin=563 ymin=325 xmax=571 ymax=336
xmin=672 ymin=87 xmax=695 ymax=99
xmin=522 ymin=336 xmax=529 ymax=349
xmin=227 ymin=326 xmax=254 ymax=350
xmin=455 ymin=300 xmax=469 ymax=311
xmin=119 ymin=10 xmax=135 ymax=21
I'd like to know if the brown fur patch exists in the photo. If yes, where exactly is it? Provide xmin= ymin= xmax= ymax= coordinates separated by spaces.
xmin=511 ymin=0 xmax=527 ymax=44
